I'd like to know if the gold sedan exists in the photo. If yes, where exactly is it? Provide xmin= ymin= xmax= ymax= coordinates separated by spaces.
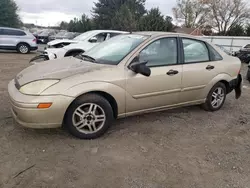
xmin=8 ymin=32 xmax=242 ymax=139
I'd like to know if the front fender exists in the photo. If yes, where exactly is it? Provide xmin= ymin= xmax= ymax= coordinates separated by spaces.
xmin=64 ymin=82 xmax=126 ymax=115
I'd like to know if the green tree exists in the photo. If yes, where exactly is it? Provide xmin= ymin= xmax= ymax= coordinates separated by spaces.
xmin=245 ymin=24 xmax=250 ymax=36
xmin=59 ymin=21 xmax=69 ymax=30
xmin=0 ymin=0 xmax=22 ymax=28
xmin=92 ymin=0 xmax=146 ymax=29
xmin=68 ymin=14 xmax=92 ymax=32
xmin=111 ymin=4 xmax=137 ymax=32
xmin=139 ymin=8 xmax=174 ymax=31
xmin=226 ymin=24 xmax=245 ymax=36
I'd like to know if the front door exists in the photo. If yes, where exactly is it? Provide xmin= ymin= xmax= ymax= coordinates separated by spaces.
xmin=125 ymin=37 xmax=182 ymax=114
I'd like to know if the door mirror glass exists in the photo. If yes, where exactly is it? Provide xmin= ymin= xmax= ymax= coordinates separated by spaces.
xmin=129 ymin=56 xmax=151 ymax=77
xmin=89 ymin=36 xmax=98 ymax=43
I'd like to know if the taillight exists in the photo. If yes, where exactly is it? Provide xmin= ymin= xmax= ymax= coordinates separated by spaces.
xmin=33 ymin=38 xmax=37 ymax=43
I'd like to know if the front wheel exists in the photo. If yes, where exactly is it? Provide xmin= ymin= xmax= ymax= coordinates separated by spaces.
xmin=202 ymin=82 xmax=227 ymax=111
xmin=64 ymin=94 xmax=114 ymax=139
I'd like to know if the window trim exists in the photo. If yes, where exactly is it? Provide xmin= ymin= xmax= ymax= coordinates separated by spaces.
xmin=181 ymin=37 xmax=211 ymax=64
xmin=206 ymin=43 xmax=223 ymax=61
xmin=137 ymin=37 xmax=180 ymax=68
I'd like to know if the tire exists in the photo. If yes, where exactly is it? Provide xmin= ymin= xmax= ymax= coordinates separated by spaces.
xmin=202 ymin=82 xmax=227 ymax=112
xmin=17 ymin=43 xmax=30 ymax=54
xmin=64 ymin=94 xmax=114 ymax=139
xmin=247 ymin=67 xmax=250 ymax=81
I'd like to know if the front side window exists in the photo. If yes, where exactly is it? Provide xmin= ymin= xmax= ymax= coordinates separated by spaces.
xmin=140 ymin=37 xmax=178 ymax=67
xmin=83 ymin=34 xmax=149 ymax=65
xmin=183 ymin=38 xmax=209 ymax=63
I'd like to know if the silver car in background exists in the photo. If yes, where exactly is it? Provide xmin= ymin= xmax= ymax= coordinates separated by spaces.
xmin=0 ymin=27 xmax=38 ymax=54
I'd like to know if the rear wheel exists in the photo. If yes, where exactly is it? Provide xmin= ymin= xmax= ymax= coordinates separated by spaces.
xmin=247 ymin=67 xmax=250 ymax=82
xmin=64 ymin=94 xmax=114 ymax=139
xmin=17 ymin=43 xmax=30 ymax=54
xmin=202 ymin=82 xmax=227 ymax=111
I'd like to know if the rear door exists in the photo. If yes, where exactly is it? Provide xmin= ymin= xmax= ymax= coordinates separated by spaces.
xmin=1 ymin=29 xmax=25 ymax=47
xmin=180 ymin=38 xmax=224 ymax=102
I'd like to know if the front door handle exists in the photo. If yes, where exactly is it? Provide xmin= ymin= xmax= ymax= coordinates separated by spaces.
xmin=206 ymin=65 xmax=215 ymax=70
xmin=167 ymin=69 xmax=179 ymax=76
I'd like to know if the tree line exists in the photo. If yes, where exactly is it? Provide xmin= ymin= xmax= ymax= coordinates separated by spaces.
xmin=2 ymin=0 xmax=250 ymax=36
xmin=60 ymin=0 xmax=174 ymax=33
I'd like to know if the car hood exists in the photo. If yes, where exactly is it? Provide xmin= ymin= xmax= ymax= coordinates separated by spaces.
xmin=48 ymin=39 xmax=78 ymax=46
xmin=63 ymin=41 xmax=97 ymax=52
xmin=16 ymin=57 xmax=110 ymax=87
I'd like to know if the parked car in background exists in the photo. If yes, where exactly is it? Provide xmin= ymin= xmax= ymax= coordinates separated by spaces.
xmin=48 ymin=30 xmax=67 ymax=41
xmin=10 ymin=32 xmax=242 ymax=139
xmin=30 ymin=30 xmax=127 ymax=63
xmin=0 ymin=27 xmax=38 ymax=54
xmin=37 ymin=29 xmax=56 ymax=44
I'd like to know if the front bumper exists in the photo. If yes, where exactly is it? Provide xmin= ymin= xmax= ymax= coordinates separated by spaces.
xmin=8 ymin=80 xmax=74 ymax=129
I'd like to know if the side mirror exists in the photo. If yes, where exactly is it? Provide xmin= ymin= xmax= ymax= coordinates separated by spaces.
xmin=89 ymin=36 xmax=97 ymax=43
xmin=129 ymin=56 xmax=151 ymax=77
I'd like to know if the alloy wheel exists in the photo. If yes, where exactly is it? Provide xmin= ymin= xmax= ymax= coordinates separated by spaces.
xmin=72 ymin=103 xmax=106 ymax=134
xmin=211 ymin=87 xmax=225 ymax=108
xmin=19 ymin=45 xmax=28 ymax=54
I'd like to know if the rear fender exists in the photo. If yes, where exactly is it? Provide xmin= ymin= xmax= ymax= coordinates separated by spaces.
xmin=202 ymin=73 xmax=233 ymax=98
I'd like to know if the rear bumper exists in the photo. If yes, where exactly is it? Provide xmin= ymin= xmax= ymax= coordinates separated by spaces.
xmin=229 ymin=74 xmax=242 ymax=99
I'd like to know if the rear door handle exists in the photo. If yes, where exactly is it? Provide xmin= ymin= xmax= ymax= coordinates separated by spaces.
xmin=167 ymin=70 xmax=179 ymax=76
xmin=206 ymin=65 xmax=215 ymax=70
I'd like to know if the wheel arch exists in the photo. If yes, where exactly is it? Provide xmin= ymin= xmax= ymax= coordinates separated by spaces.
xmin=16 ymin=42 xmax=30 ymax=49
xmin=63 ymin=91 xmax=119 ymax=126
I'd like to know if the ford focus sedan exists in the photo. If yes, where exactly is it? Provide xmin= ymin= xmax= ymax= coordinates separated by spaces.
xmin=8 ymin=32 xmax=242 ymax=139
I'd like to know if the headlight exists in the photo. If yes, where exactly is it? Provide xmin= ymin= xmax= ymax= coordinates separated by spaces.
xmin=19 ymin=80 xmax=59 ymax=95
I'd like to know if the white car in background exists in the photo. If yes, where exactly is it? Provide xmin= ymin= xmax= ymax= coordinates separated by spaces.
xmin=30 ymin=30 xmax=128 ymax=63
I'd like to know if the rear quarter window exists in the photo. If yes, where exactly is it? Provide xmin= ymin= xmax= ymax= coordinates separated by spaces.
xmin=207 ymin=44 xmax=223 ymax=61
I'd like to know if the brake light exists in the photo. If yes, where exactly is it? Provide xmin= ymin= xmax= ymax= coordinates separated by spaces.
xmin=238 ymin=69 xmax=241 ymax=74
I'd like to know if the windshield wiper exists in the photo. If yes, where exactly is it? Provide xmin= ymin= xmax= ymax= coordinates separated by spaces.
xmin=78 ymin=54 xmax=96 ymax=63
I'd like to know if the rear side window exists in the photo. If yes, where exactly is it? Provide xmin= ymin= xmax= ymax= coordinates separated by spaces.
xmin=110 ymin=33 xmax=121 ymax=38
xmin=182 ymin=38 xmax=209 ymax=63
xmin=244 ymin=44 xmax=250 ymax=49
xmin=207 ymin=44 xmax=223 ymax=61
xmin=0 ymin=29 xmax=4 ymax=35
xmin=3 ymin=29 xmax=26 ymax=36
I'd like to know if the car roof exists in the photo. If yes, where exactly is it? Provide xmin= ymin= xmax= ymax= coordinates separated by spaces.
xmin=133 ymin=31 xmax=199 ymax=38
xmin=90 ymin=30 xmax=128 ymax=34
xmin=0 ymin=27 xmax=25 ymax=32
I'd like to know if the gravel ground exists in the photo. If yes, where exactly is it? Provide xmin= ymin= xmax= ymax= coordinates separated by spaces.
xmin=0 ymin=52 xmax=250 ymax=188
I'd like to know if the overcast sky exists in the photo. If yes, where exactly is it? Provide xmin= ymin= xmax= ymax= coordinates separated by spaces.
xmin=15 ymin=0 xmax=176 ymax=26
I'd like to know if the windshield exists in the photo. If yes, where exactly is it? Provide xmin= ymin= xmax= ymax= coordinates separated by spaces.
xmin=73 ymin=31 xmax=95 ymax=41
xmin=83 ymin=34 xmax=149 ymax=65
